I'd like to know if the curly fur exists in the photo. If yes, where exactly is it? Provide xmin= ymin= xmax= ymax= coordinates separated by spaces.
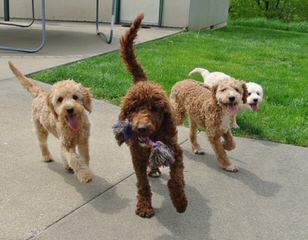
xmin=189 ymin=67 xmax=263 ymax=128
xmin=170 ymin=79 xmax=248 ymax=172
xmin=120 ymin=15 xmax=147 ymax=84
xmin=9 ymin=61 xmax=93 ymax=183
xmin=119 ymin=14 xmax=187 ymax=218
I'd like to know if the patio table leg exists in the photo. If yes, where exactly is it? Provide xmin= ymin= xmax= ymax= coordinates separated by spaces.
xmin=96 ymin=0 xmax=116 ymax=44
xmin=0 ymin=0 xmax=35 ymax=28
xmin=0 ymin=0 xmax=46 ymax=53
xmin=4 ymin=0 xmax=10 ymax=21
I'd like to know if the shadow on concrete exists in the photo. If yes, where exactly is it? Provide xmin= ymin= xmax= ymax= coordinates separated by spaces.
xmin=150 ymin=174 xmax=213 ymax=240
xmin=183 ymin=149 xmax=282 ymax=197
xmin=47 ymin=161 xmax=130 ymax=215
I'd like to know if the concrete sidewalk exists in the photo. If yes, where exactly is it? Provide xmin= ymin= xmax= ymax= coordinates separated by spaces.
xmin=0 ymin=21 xmax=182 ymax=79
xmin=1 ymin=77 xmax=307 ymax=240
xmin=1 ymin=21 xmax=308 ymax=240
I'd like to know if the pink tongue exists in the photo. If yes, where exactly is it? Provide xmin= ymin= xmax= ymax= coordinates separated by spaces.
xmin=67 ymin=115 xmax=80 ymax=131
xmin=251 ymin=104 xmax=258 ymax=112
xmin=227 ymin=104 xmax=236 ymax=114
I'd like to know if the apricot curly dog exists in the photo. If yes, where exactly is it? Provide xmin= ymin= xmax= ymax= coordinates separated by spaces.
xmin=9 ymin=62 xmax=93 ymax=183
xmin=170 ymin=79 xmax=248 ymax=172
xmin=118 ymin=14 xmax=187 ymax=218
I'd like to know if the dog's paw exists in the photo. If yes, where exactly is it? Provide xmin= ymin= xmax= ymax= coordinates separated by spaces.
xmin=222 ymin=141 xmax=236 ymax=151
xmin=76 ymin=169 xmax=93 ymax=183
xmin=175 ymin=200 xmax=188 ymax=213
xmin=173 ymin=195 xmax=187 ymax=213
xmin=135 ymin=207 xmax=155 ymax=218
xmin=63 ymin=162 xmax=74 ymax=173
xmin=167 ymin=179 xmax=188 ymax=213
xmin=223 ymin=164 xmax=238 ymax=173
xmin=41 ymin=155 xmax=54 ymax=162
xmin=64 ymin=165 xmax=74 ymax=173
xmin=232 ymin=123 xmax=240 ymax=129
xmin=147 ymin=168 xmax=161 ymax=178
xmin=193 ymin=149 xmax=205 ymax=155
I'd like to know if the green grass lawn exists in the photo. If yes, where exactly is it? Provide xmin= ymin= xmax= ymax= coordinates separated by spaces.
xmin=32 ymin=23 xmax=308 ymax=147
xmin=230 ymin=18 xmax=308 ymax=33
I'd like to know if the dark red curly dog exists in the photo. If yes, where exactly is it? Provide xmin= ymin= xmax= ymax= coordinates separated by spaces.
xmin=118 ymin=14 xmax=187 ymax=218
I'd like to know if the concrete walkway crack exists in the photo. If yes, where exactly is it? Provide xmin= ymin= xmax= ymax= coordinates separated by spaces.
xmin=25 ymin=136 xmax=190 ymax=240
xmin=25 ymin=172 xmax=135 ymax=240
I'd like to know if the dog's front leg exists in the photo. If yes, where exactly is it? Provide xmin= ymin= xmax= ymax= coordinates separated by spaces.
xmin=61 ymin=145 xmax=93 ymax=183
xmin=78 ymin=138 xmax=90 ymax=166
xmin=34 ymin=121 xmax=53 ymax=162
xmin=208 ymin=136 xmax=238 ymax=172
xmin=222 ymin=130 xmax=236 ymax=151
xmin=231 ymin=115 xmax=240 ymax=129
xmin=168 ymin=145 xmax=188 ymax=213
xmin=189 ymin=117 xmax=204 ymax=154
xmin=130 ymin=147 xmax=154 ymax=218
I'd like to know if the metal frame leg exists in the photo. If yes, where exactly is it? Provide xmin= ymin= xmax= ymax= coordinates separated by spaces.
xmin=0 ymin=0 xmax=35 ymax=28
xmin=4 ymin=0 xmax=10 ymax=21
xmin=0 ymin=0 xmax=46 ymax=53
xmin=96 ymin=0 xmax=116 ymax=44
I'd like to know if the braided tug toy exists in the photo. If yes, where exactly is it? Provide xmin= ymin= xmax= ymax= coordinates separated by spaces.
xmin=112 ymin=120 xmax=175 ymax=168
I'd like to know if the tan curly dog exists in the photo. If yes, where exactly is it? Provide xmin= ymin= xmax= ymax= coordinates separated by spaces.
xmin=9 ymin=62 xmax=93 ymax=183
xmin=170 ymin=79 xmax=248 ymax=172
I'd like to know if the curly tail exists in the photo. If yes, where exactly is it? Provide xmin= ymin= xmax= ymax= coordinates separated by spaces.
xmin=120 ymin=14 xmax=147 ymax=84
xmin=8 ymin=61 xmax=42 ymax=98
xmin=188 ymin=67 xmax=210 ymax=81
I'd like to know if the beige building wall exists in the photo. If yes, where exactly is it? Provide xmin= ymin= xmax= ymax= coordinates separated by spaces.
xmin=162 ymin=0 xmax=190 ymax=28
xmin=0 ymin=0 xmax=228 ymax=29
xmin=0 ymin=0 xmax=112 ymax=22
xmin=188 ymin=0 xmax=229 ymax=30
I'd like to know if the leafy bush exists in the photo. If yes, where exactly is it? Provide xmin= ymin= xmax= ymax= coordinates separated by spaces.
xmin=229 ymin=0 xmax=308 ymax=21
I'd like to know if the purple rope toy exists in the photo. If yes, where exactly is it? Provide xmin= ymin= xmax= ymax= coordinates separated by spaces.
xmin=149 ymin=140 xmax=175 ymax=168
xmin=112 ymin=120 xmax=133 ymax=146
xmin=112 ymin=120 xmax=175 ymax=168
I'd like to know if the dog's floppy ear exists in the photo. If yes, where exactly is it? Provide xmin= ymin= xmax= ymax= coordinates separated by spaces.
xmin=119 ymin=109 xmax=128 ymax=121
xmin=118 ymin=94 xmax=135 ymax=121
xmin=47 ymin=93 xmax=58 ymax=119
xmin=160 ymin=106 xmax=177 ymax=138
xmin=80 ymin=85 xmax=92 ymax=113
xmin=241 ymin=82 xmax=248 ymax=104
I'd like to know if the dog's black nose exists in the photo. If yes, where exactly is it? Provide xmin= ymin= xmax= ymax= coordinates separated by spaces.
xmin=229 ymin=96 xmax=235 ymax=102
xmin=66 ymin=107 xmax=74 ymax=114
xmin=253 ymin=98 xmax=258 ymax=103
xmin=137 ymin=125 xmax=147 ymax=133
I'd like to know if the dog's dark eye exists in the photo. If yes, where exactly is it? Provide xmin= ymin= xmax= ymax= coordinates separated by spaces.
xmin=256 ymin=92 xmax=260 ymax=96
xmin=57 ymin=97 xmax=63 ymax=103
xmin=72 ymin=95 xmax=78 ymax=100
xmin=220 ymin=88 xmax=226 ymax=92
xmin=235 ymin=88 xmax=240 ymax=93
xmin=248 ymin=93 xmax=252 ymax=96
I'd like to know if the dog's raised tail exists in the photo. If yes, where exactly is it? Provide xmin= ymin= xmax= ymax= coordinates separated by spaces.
xmin=8 ymin=61 xmax=42 ymax=98
xmin=189 ymin=68 xmax=210 ymax=81
xmin=120 ymin=14 xmax=147 ymax=84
